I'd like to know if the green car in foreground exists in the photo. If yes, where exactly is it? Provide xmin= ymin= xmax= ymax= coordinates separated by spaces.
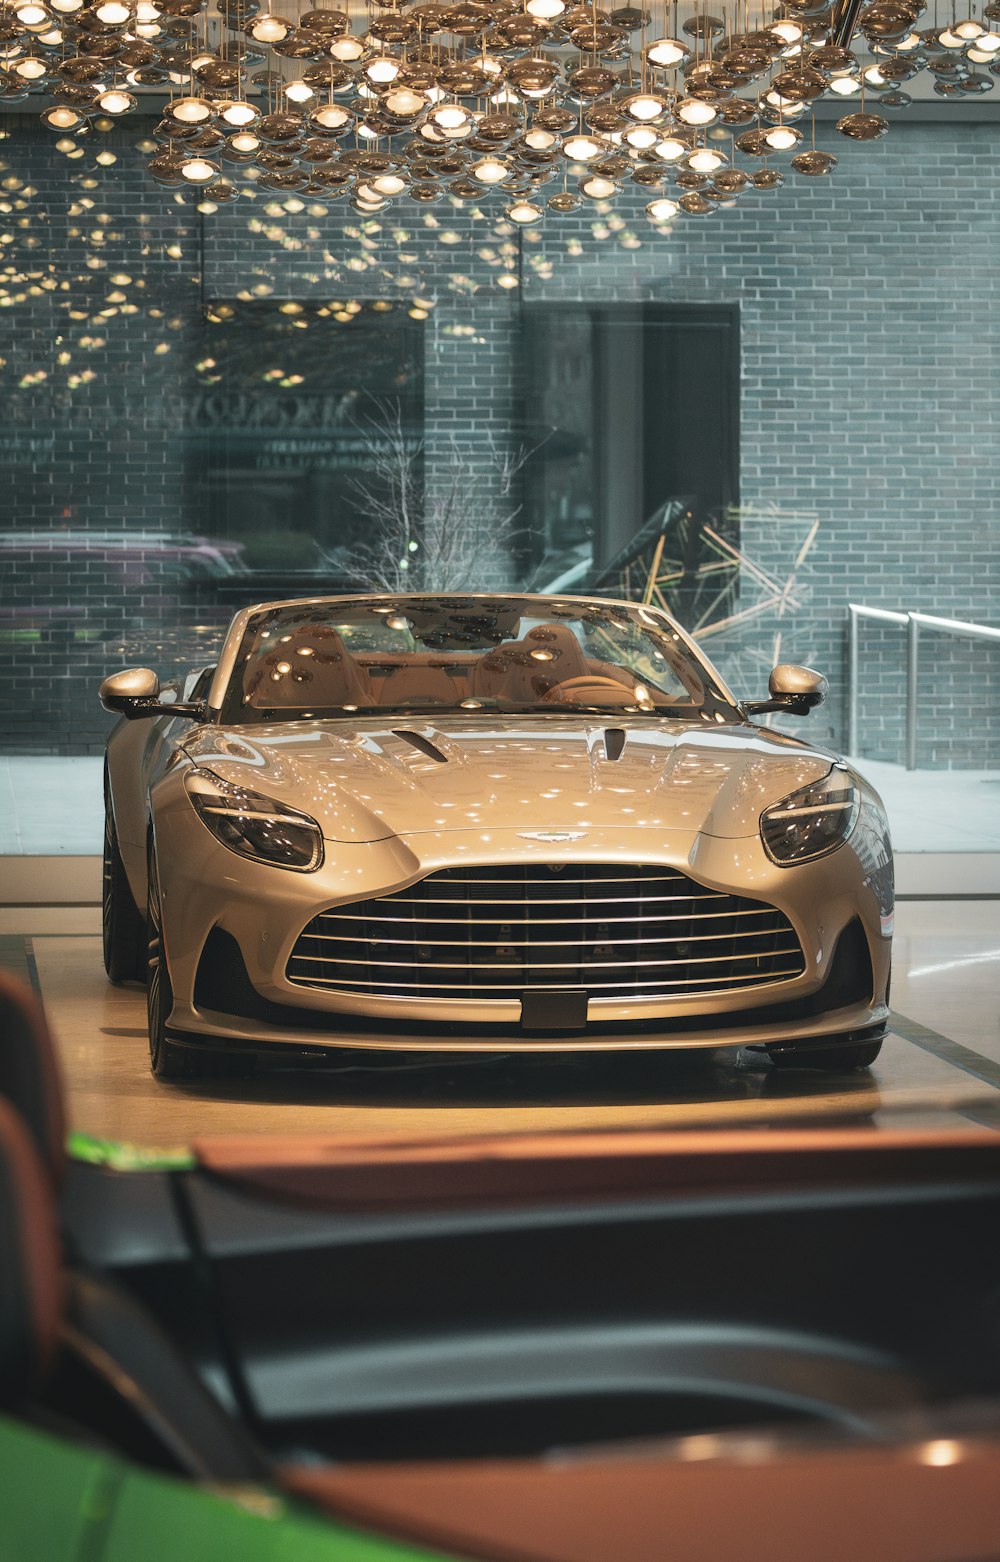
xmin=1 ymin=1416 xmax=454 ymax=1562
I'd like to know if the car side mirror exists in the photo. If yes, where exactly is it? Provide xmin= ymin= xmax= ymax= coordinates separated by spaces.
xmin=744 ymin=664 xmax=828 ymax=718
xmin=99 ymin=667 xmax=204 ymax=722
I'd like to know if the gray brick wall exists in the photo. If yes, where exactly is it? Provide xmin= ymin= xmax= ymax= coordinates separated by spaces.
xmin=1 ymin=114 xmax=998 ymax=760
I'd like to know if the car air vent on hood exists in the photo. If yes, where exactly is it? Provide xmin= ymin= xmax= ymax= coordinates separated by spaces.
xmin=604 ymin=728 xmax=627 ymax=762
xmin=393 ymin=730 xmax=448 ymax=765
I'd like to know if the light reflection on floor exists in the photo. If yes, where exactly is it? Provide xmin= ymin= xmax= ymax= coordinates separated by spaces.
xmin=0 ymin=901 xmax=998 ymax=1148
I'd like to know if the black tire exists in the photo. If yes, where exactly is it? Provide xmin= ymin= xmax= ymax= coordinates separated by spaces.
xmin=147 ymin=843 xmax=257 ymax=1081
xmin=147 ymin=841 xmax=195 ymax=1079
xmin=768 ymin=1034 xmax=884 ymax=1072
xmin=103 ymin=777 xmax=146 ymax=984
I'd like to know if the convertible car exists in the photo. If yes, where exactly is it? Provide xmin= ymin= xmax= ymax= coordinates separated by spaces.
xmin=99 ymin=593 xmax=893 ymax=1078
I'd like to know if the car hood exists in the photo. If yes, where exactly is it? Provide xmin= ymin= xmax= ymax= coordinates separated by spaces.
xmin=180 ymin=717 xmax=837 ymax=845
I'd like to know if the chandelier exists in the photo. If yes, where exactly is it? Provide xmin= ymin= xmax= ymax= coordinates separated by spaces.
xmin=4 ymin=0 xmax=998 ymax=226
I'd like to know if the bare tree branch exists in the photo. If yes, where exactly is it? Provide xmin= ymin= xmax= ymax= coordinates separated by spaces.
xmin=346 ymin=400 xmax=545 ymax=594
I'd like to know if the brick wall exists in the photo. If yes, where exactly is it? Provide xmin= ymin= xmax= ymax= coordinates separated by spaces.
xmin=0 ymin=113 xmax=998 ymax=760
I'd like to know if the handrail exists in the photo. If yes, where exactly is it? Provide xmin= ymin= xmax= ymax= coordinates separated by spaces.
xmin=909 ymin=611 xmax=1000 ymax=645
xmin=847 ymin=604 xmax=1000 ymax=770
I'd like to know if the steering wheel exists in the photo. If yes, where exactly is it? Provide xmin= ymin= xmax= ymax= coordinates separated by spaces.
xmin=541 ymin=676 xmax=634 ymax=705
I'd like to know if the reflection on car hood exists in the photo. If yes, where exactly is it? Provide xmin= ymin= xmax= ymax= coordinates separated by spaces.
xmin=180 ymin=716 xmax=837 ymax=844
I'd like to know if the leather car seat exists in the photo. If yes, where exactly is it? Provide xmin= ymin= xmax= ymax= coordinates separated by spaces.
xmin=244 ymin=625 xmax=373 ymax=710
xmin=472 ymin=624 xmax=591 ymax=703
xmin=0 ymin=970 xmax=66 ymax=1189
xmin=0 ymin=976 xmax=267 ymax=1481
xmin=362 ymin=653 xmax=474 ymax=710
xmin=0 ymin=1098 xmax=62 ymax=1407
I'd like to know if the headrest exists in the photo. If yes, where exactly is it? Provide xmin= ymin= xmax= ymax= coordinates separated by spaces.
xmin=0 ymin=973 xmax=66 ymax=1188
xmin=0 ymin=1098 xmax=63 ymax=1403
xmin=244 ymin=625 xmax=371 ymax=709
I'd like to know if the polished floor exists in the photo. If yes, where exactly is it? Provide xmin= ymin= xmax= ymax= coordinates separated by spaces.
xmin=1 ymin=899 xmax=999 ymax=1147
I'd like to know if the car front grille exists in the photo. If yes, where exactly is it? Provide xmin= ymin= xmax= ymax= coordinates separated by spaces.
xmin=285 ymin=863 xmax=806 ymax=1003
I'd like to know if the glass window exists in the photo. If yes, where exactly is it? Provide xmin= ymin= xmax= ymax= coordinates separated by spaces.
xmin=219 ymin=595 xmax=730 ymax=722
xmin=0 ymin=119 xmax=997 ymax=866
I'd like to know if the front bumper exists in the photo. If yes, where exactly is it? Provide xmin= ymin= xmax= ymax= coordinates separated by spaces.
xmin=150 ymin=771 xmax=892 ymax=1053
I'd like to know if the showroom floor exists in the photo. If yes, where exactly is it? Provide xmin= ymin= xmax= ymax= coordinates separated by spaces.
xmin=0 ymin=899 xmax=998 ymax=1147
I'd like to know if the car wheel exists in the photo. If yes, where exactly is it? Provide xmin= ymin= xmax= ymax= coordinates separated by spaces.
xmin=767 ymin=1033 xmax=884 ymax=1072
xmin=103 ymin=776 xmax=146 ymax=985
xmin=146 ymin=841 xmax=194 ymax=1079
xmin=146 ymin=844 xmax=256 ymax=1081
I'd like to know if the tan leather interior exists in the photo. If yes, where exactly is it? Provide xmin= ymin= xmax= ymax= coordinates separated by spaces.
xmin=0 ymin=1097 xmax=64 ymax=1392
xmin=190 ymin=1126 xmax=1000 ymax=1212
xmin=282 ymin=1437 xmax=1000 ymax=1562
xmin=245 ymin=626 xmax=374 ymax=708
xmin=0 ymin=970 xmax=66 ymax=1188
xmin=241 ymin=622 xmax=677 ymax=711
xmin=360 ymin=652 xmax=478 ymax=708
xmin=471 ymin=624 xmax=592 ymax=703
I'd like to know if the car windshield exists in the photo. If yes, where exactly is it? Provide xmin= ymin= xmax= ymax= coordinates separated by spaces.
xmin=218 ymin=595 xmax=742 ymax=725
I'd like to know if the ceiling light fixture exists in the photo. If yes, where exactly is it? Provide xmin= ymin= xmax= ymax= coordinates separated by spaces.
xmin=3 ymin=0 xmax=965 ymax=228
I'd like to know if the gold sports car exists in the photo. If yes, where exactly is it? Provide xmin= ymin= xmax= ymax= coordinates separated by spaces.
xmin=99 ymin=593 xmax=893 ymax=1079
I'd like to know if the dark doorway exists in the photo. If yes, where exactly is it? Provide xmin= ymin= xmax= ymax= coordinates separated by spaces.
xmin=184 ymin=300 xmax=424 ymax=584
xmin=519 ymin=303 xmax=740 ymax=614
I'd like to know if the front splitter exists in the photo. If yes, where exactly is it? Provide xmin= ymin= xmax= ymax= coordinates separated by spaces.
xmin=167 ymin=1000 xmax=889 ymax=1056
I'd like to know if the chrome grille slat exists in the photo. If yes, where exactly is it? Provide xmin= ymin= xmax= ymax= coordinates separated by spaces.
xmin=377 ymin=873 xmax=688 ymax=886
xmin=305 ymin=894 xmax=735 ymax=917
xmin=295 ymin=923 xmax=798 ymax=950
xmin=292 ymin=946 xmax=799 ymax=970
xmin=288 ymin=965 xmax=807 ymax=992
xmin=343 ymin=899 xmax=734 ymax=912
xmin=286 ymin=863 xmax=806 ymax=1004
xmin=304 ymin=912 xmax=787 ymax=943
xmin=293 ymin=940 xmax=799 ymax=969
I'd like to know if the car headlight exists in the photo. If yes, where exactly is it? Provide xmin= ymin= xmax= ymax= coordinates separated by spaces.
xmin=184 ymin=767 xmax=324 ymax=872
xmin=760 ymin=765 xmax=859 ymax=866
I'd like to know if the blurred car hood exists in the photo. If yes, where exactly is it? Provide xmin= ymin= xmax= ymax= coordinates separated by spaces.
xmin=180 ymin=717 xmax=836 ymax=845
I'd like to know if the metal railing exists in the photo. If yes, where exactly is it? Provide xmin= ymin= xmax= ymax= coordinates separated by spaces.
xmin=847 ymin=604 xmax=1000 ymax=770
